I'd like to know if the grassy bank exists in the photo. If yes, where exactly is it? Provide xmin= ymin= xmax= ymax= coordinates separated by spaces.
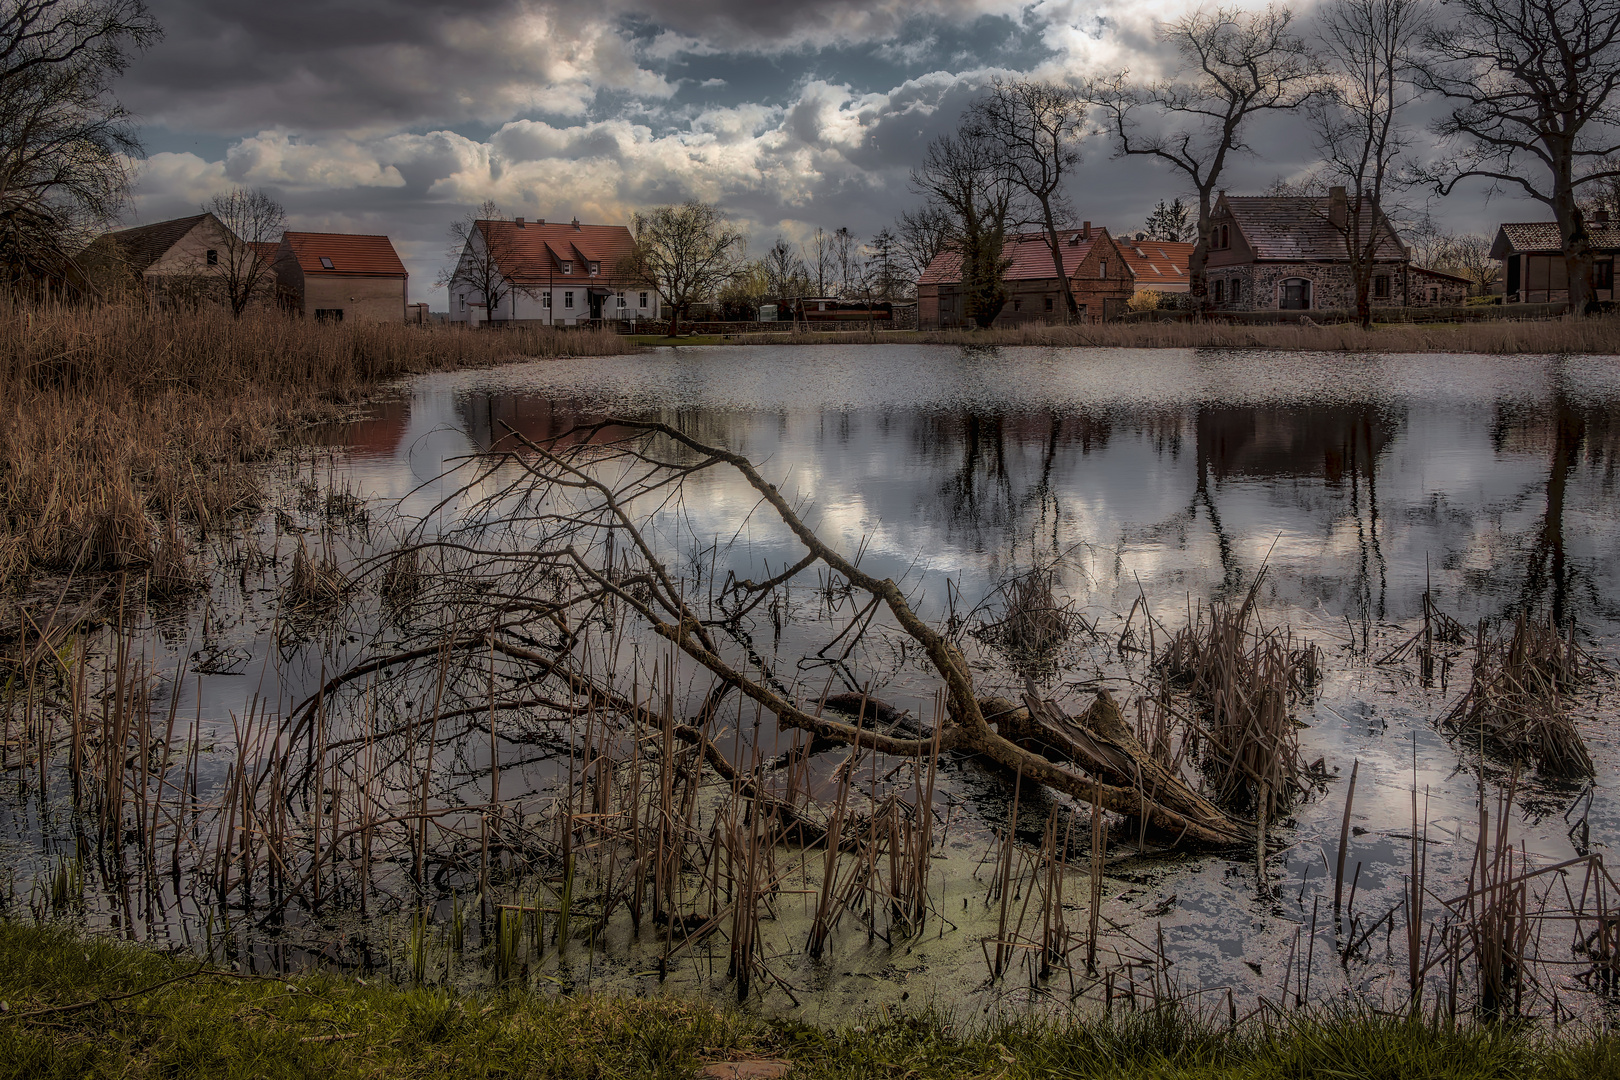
xmin=3 ymin=922 xmax=1620 ymax=1079
xmin=0 ymin=306 xmax=637 ymax=592
xmin=725 ymin=316 xmax=1620 ymax=353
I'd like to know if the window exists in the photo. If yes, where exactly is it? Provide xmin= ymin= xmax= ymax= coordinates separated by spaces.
xmin=561 ymin=261 xmax=572 ymax=275
xmin=1231 ymin=279 xmax=1241 ymax=303
xmin=1280 ymin=278 xmax=1311 ymax=310
xmin=616 ymin=291 xmax=626 ymax=308
xmin=314 ymin=309 xmax=343 ymax=323
xmin=1219 ymin=224 xmax=1230 ymax=249
xmin=1044 ymin=297 xmax=1054 ymax=311
xmin=542 ymin=293 xmax=551 ymax=308
xmin=1214 ymin=279 xmax=1225 ymax=303
xmin=1100 ymin=260 xmax=1108 ymax=279
xmin=206 ymin=249 xmax=218 ymax=266
xmin=1596 ymin=260 xmax=1615 ymax=290
xmin=1374 ymin=274 xmax=1390 ymax=298
xmin=588 ymin=261 xmax=600 ymax=276
xmin=319 ymin=256 xmax=334 ymax=270
xmin=1430 ymin=287 xmax=1439 ymax=302
xmin=564 ymin=291 xmax=574 ymax=309
xmin=458 ymin=294 xmax=466 ymax=309
xmin=639 ymin=291 xmax=649 ymax=307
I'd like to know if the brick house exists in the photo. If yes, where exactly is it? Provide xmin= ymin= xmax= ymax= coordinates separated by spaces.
xmin=276 ymin=232 xmax=409 ymax=322
xmin=1490 ymin=215 xmax=1618 ymax=305
xmin=1205 ymin=188 xmax=1411 ymax=311
xmin=446 ymin=217 xmax=657 ymax=326
xmin=916 ymin=224 xmax=1135 ymax=328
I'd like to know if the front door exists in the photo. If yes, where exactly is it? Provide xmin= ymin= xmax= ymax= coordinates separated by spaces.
xmin=588 ymin=292 xmax=604 ymax=319
xmin=1280 ymin=278 xmax=1311 ymax=310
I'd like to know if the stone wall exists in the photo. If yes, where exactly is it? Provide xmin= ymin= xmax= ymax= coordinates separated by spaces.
xmin=1206 ymin=261 xmax=1412 ymax=311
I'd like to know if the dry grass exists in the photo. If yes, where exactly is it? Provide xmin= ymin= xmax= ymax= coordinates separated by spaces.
xmin=0 ymin=304 xmax=637 ymax=591
xmin=1442 ymin=614 xmax=1605 ymax=778
xmin=729 ymin=314 xmax=1620 ymax=354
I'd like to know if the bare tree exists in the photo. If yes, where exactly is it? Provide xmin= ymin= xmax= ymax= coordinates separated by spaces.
xmin=1310 ymin=0 xmax=1429 ymax=328
xmin=626 ymin=201 xmax=746 ymax=337
xmin=1087 ymin=5 xmax=1320 ymax=311
xmin=968 ymin=78 xmax=1086 ymax=321
xmin=1436 ymin=232 xmax=1500 ymax=294
xmin=802 ymin=226 xmax=833 ymax=296
xmin=204 ymin=187 xmax=283 ymax=317
xmin=0 ymin=0 xmax=159 ymax=289
xmin=911 ymin=129 xmax=1019 ymax=327
xmin=760 ymin=236 xmax=809 ymax=302
xmin=439 ymin=200 xmax=525 ymax=325
xmin=894 ymin=204 xmax=953 ymax=286
xmin=1418 ymin=0 xmax=1620 ymax=314
xmin=831 ymin=225 xmax=857 ymax=297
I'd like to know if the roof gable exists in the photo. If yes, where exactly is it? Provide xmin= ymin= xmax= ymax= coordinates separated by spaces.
xmin=917 ymin=228 xmax=1128 ymax=286
xmin=101 ymin=214 xmax=213 ymax=273
xmin=474 ymin=219 xmax=636 ymax=283
xmin=1491 ymin=221 xmax=1620 ymax=258
xmin=283 ymin=232 xmax=406 ymax=277
xmin=1215 ymin=195 xmax=1406 ymax=261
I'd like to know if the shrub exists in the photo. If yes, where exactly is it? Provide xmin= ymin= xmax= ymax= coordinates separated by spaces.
xmin=1128 ymin=289 xmax=1164 ymax=312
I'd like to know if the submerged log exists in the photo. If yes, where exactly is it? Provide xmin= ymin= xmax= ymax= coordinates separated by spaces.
xmin=981 ymin=689 xmax=1252 ymax=849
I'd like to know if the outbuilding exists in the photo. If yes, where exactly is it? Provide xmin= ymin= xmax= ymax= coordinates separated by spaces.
xmin=1490 ymin=216 xmax=1618 ymax=306
xmin=276 ymin=231 xmax=409 ymax=322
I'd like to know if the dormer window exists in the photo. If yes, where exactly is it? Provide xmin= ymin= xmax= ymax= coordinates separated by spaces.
xmin=561 ymin=261 xmax=572 ymax=275
xmin=588 ymin=261 xmax=599 ymax=276
xmin=319 ymin=256 xmax=334 ymax=270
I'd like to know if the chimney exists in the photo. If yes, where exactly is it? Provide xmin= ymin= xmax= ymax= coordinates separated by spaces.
xmin=1598 ymin=208 xmax=1613 ymax=227
xmin=572 ymin=217 xmax=581 ymax=230
xmin=537 ymin=218 xmax=545 ymax=226
xmin=1329 ymin=185 xmax=1348 ymax=229
xmin=514 ymin=216 xmax=525 ymax=228
xmin=1082 ymin=221 xmax=1091 ymax=240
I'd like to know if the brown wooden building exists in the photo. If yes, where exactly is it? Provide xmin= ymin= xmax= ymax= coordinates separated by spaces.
xmin=1491 ymin=216 xmax=1618 ymax=306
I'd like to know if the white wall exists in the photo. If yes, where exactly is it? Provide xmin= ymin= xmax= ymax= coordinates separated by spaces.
xmin=446 ymin=233 xmax=661 ymax=324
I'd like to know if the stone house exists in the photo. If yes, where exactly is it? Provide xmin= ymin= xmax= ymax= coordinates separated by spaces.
xmin=446 ymin=217 xmax=657 ymax=326
xmin=276 ymin=232 xmax=409 ymax=322
xmin=1408 ymin=265 xmax=1472 ymax=306
xmin=92 ymin=213 xmax=278 ymax=308
xmin=1490 ymin=215 xmax=1619 ymax=305
xmin=1205 ymin=189 xmax=1410 ymax=311
xmin=916 ymin=224 xmax=1135 ymax=328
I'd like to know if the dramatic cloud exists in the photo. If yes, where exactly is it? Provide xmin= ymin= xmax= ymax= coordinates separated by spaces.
xmin=121 ymin=0 xmax=1540 ymax=306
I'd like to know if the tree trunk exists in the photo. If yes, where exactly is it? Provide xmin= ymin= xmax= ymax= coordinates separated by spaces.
xmin=1190 ymin=194 xmax=1213 ymax=318
xmin=1041 ymin=201 xmax=1080 ymax=322
xmin=1356 ymin=278 xmax=1372 ymax=330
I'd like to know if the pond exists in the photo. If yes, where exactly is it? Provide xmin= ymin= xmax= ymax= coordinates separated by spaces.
xmin=7 ymin=343 xmax=1620 ymax=1024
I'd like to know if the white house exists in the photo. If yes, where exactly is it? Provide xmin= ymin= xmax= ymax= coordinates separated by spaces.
xmin=446 ymin=216 xmax=660 ymax=326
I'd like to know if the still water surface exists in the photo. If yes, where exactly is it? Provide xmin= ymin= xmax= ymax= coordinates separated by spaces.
xmin=16 ymin=343 xmax=1620 ymax=1020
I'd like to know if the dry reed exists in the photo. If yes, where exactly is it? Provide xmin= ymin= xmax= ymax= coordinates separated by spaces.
xmin=727 ymin=314 xmax=1620 ymax=354
xmin=1441 ymin=613 xmax=1604 ymax=777
xmin=0 ymin=303 xmax=637 ymax=592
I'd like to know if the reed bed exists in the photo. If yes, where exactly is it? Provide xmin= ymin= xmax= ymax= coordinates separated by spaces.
xmin=727 ymin=313 xmax=1620 ymax=354
xmin=1441 ymin=613 xmax=1606 ymax=778
xmin=0 ymin=303 xmax=637 ymax=591
xmin=1157 ymin=585 xmax=1322 ymax=816
xmin=970 ymin=567 xmax=1090 ymax=678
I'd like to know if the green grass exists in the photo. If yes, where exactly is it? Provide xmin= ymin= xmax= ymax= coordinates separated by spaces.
xmin=5 ymin=921 xmax=1620 ymax=1078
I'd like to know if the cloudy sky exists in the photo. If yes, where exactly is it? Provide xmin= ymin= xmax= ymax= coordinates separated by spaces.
xmin=120 ymin=0 xmax=1537 ymax=307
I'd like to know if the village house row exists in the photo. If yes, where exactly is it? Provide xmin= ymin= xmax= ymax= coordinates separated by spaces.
xmin=96 ymin=186 xmax=1617 ymax=326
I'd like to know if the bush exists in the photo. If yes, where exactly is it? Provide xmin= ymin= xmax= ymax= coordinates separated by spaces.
xmin=1465 ymin=294 xmax=1502 ymax=306
xmin=1128 ymin=289 xmax=1164 ymax=312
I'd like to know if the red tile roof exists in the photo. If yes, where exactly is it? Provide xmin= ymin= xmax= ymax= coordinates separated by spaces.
xmin=283 ymin=231 xmax=407 ymax=277
xmin=917 ymin=230 xmax=1111 ymax=286
xmin=1121 ymin=240 xmax=1193 ymax=290
xmin=476 ymin=219 xmax=638 ymax=285
xmin=1490 ymin=221 xmax=1620 ymax=258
